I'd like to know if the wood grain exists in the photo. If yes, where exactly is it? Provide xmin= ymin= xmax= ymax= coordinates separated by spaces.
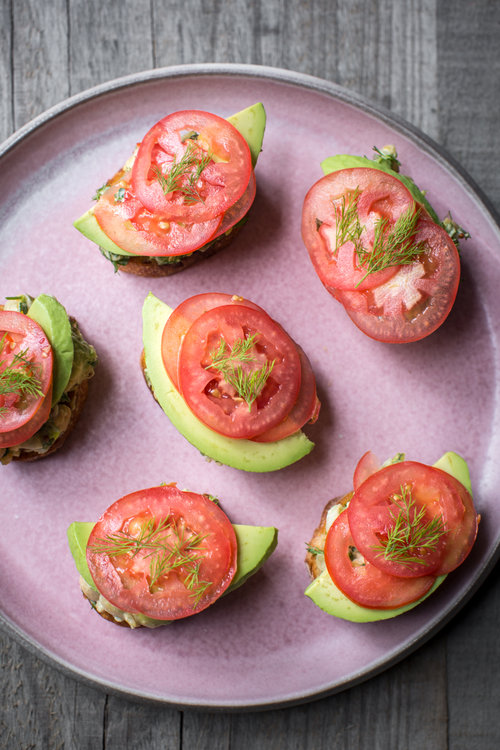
xmin=1 ymin=1 xmax=499 ymax=748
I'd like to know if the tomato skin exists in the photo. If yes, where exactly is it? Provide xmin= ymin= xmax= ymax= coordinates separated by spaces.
xmin=324 ymin=510 xmax=437 ymax=609
xmin=0 ymin=311 xmax=53 ymax=448
xmin=177 ymin=304 xmax=302 ymax=439
xmin=87 ymin=486 xmax=237 ymax=621
xmin=93 ymin=172 xmax=222 ymax=257
xmin=334 ymin=218 xmax=460 ymax=343
xmin=301 ymin=168 xmax=415 ymax=291
xmin=131 ymin=110 xmax=252 ymax=223
xmin=214 ymin=170 xmax=256 ymax=237
xmin=251 ymin=344 xmax=320 ymax=442
xmin=353 ymin=450 xmax=382 ymax=490
xmin=161 ymin=292 xmax=266 ymax=389
xmin=347 ymin=461 xmax=478 ymax=578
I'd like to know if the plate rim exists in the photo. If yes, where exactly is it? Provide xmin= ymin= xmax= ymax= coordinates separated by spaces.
xmin=2 ymin=62 xmax=500 ymax=234
xmin=1 ymin=62 xmax=499 ymax=711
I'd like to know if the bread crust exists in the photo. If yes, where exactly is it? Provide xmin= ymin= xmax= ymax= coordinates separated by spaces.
xmin=82 ymin=591 xmax=135 ymax=628
xmin=116 ymin=219 xmax=247 ymax=277
xmin=13 ymin=378 xmax=90 ymax=462
xmin=305 ymin=492 xmax=353 ymax=580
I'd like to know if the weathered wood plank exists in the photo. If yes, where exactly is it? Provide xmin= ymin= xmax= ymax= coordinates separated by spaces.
xmin=68 ymin=0 xmax=154 ymax=95
xmin=0 ymin=636 xmax=106 ymax=749
xmin=104 ymin=693 xmax=181 ymax=749
xmin=437 ymin=4 xmax=500 ymax=744
xmin=0 ymin=0 xmax=13 ymax=142
xmin=437 ymin=0 xmax=500 ymax=203
xmin=11 ymin=0 xmax=69 ymax=129
xmin=446 ymin=563 xmax=500 ymax=750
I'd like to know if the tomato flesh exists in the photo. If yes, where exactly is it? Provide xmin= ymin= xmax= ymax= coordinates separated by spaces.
xmin=301 ymin=168 xmax=415 ymax=291
xmin=324 ymin=511 xmax=436 ymax=609
xmin=131 ymin=110 xmax=252 ymax=223
xmin=252 ymin=344 xmax=320 ymax=442
xmin=161 ymin=292 xmax=266 ymax=389
xmin=94 ymin=171 xmax=222 ymax=257
xmin=342 ymin=219 xmax=460 ymax=342
xmin=353 ymin=450 xmax=382 ymax=490
xmin=347 ymin=461 xmax=478 ymax=578
xmin=177 ymin=304 xmax=302 ymax=439
xmin=0 ymin=311 xmax=53 ymax=448
xmin=214 ymin=170 xmax=256 ymax=237
xmin=87 ymin=486 xmax=237 ymax=621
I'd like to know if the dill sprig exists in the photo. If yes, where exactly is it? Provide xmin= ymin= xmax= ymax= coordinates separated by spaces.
xmin=334 ymin=187 xmax=363 ymax=251
xmin=153 ymin=141 xmax=213 ymax=204
xmin=89 ymin=515 xmax=211 ymax=598
xmin=0 ymin=336 xmax=44 ymax=416
xmin=371 ymin=485 xmax=447 ymax=568
xmin=207 ymin=334 xmax=275 ymax=410
xmin=305 ymin=544 xmax=324 ymax=556
xmin=332 ymin=188 xmax=424 ymax=286
xmin=354 ymin=202 xmax=424 ymax=286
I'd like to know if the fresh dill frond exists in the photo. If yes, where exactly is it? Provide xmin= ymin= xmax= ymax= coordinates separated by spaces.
xmin=354 ymin=202 xmax=424 ymax=286
xmin=305 ymin=544 xmax=324 ymax=556
xmin=334 ymin=187 xmax=363 ymax=252
xmin=0 ymin=339 xmax=44 ymax=416
xmin=89 ymin=514 xmax=212 ymax=596
xmin=372 ymin=145 xmax=400 ymax=172
xmin=371 ymin=485 xmax=447 ymax=568
xmin=207 ymin=333 xmax=275 ymax=410
xmin=154 ymin=142 xmax=213 ymax=204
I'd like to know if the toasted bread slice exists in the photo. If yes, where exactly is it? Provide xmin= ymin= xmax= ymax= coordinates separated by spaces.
xmin=14 ymin=378 xmax=90 ymax=462
xmin=305 ymin=492 xmax=353 ymax=579
xmin=117 ymin=221 xmax=246 ymax=276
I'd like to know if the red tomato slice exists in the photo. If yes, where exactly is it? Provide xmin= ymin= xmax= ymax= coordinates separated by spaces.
xmin=353 ymin=450 xmax=382 ymax=490
xmin=177 ymin=304 xmax=302 ymax=439
xmin=213 ymin=170 xmax=256 ymax=238
xmin=252 ymin=344 xmax=320 ymax=442
xmin=324 ymin=511 xmax=436 ymax=609
xmin=338 ymin=219 xmax=460 ymax=343
xmin=131 ymin=110 xmax=252 ymax=223
xmin=0 ymin=311 xmax=53 ymax=448
xmin=93 ymin=172 xmax=222 ymax=257
xmin=347 ymin=461 xmax=478 ymax=578
xmin=161 ymin=292 xmax=266 ymax=390
xmin=87 ymin=485 xmax=237 ymax=621
xmin=301 ymin=168 xmax=415 ymax=291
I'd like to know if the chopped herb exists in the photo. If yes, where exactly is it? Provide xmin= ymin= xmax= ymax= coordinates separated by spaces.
xmin=89 ymin=514 xmax=211 ymax=599
xmin=114 ymin=187 xmax=127 ymax=203
xmin=207 ymin=333 xmax=275 ymax=410
xmin=0 ymin=338 xmax=44 ymax=417
xmin=154 ymin=142 xmax=213 ymax=204
xmin=92 ymin=183 xmax=108 ymax=201
xmin=306 ymin=544 xmax=324 ymax=556
xmin=371 ymin=485 xmax=447 ymax=568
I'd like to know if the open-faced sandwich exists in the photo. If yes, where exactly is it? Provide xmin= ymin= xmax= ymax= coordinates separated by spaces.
xmin=74 ymin=103 xmax=266 ymax=276
xmin=301 ymin=146 xmax=469 ymax=343
xmin=1 ymin=294 xmax=97 ymax=464
xmin=141 ymin=292 xmax=320 ymax=472
xmin=305 ymin=451 xmax=479 ymax=622
xmin=67 ymin=484 xmax=278 ymax=628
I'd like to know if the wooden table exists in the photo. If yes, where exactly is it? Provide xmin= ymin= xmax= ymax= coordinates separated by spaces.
xmin=1 ymin=2 xmax=499 ymax=747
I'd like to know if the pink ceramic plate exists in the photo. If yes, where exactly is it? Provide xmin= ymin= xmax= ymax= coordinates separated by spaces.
xmin=0 ymin=64 xmax=499 ymax=710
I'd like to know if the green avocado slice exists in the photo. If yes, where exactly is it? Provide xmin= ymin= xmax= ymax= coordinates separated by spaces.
xmin=320 ymin=153 xmax=439 ymax=224
xmin=305 ymin=451 xmax=471 ymax=622
xmin=27 ymin=294 xmax=74 ymax=405
xmin=142 ymin=293 xmax=314 ymax=472
xmin=227 ymin=102 xmax=266 ymax=168
xmin=67 ymin=520 xmax=278 ymax=596
xmin=74 ymin=102 xmax=266 ymax=258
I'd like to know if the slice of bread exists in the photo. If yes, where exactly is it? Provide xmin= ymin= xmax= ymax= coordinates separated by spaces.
xmin=305 ymin=493 xmax=353 ymax=579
